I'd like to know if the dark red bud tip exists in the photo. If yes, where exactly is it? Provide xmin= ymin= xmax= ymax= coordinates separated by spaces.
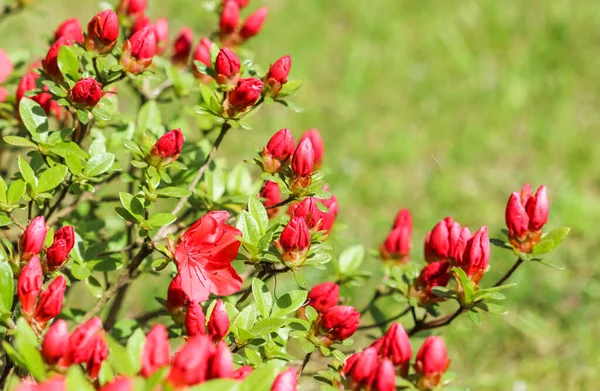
xmin=20 ymin=216 xmax=48 ymax=257
xmin=415 ymin=336 xmax=450 ymax=389
xmin=220 ymin=1 xmax=241 ymax=35
xmin=215 ymin=48 xmax=241 ymax=87
xmin=298 ymin=129 xmax=323 ymax=168
xmin=140 ymin=324 xmax=171 ymax=378
xmin=17 ymin=256 xmax=43 ymax=315
xmin=41 ymin=319 xmax=69 ymax=364
xmin=240 ymin=7 xmax=268 ymax=40
xmin=171 ymin=27 xmax=193 ymax=66
xmin=280 ymin=217 xmax=311 ymax=267
xmin=185 ymin=301 xmax=206 ymax=337
xmin=54 ymin=18 xmax=84 ymax=43
xmin=264 ymin=128 xmax=295 ymax=166
xmin=33 ymin=276 xmax=67 ymax=325
xmin=121 ymin=26 xmax=157 ymax=74
xmin=321 ymin=305 xmax=360 ymax=342
xmin=68 ymin=78 xmax=104 ymax=108
xmin=208 ymin=299 xmax=230 ymax=342
xmin=271 ymin=368 xmax=297 ymax=391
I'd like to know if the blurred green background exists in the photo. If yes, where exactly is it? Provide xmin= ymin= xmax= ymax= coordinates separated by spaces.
xmin=2 ymin=0 xmax=598 ymax=389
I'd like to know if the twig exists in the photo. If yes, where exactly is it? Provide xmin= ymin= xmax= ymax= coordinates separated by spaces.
xmin=265 ymin=196 xmax=296 ymax=210
xmin=494 ymin=258 xmax=523 ymax=287
xmin=357 ymin=306 xmax=412 ymax=330
xmin=297 ymin=351 xmax=313 ymax=376
xmin=134 ymin=308 xmax=168 ymax=325
xmin=408 ymin=307 xmax=463 ymax=337
xmin=0 ymin=2 xmax=25 ymax=24
xmin=96 ymin=242 xmax=140 ymax=257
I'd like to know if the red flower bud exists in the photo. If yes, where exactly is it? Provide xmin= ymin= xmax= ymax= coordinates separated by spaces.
xmin=85 ymin=10 xmax=119 ymax=54
xmin=264 ymin=55 xmax=291 ymax=96
xmin=381 ymin=209 xmax=412 ymax=263
xmin=127 ymin=0 xmax=147 ymax=17
xmin=16 ymin=375 xmax=65 ymax=391
xmin=415 ymin=336 xmax=450 ymax=389
xmin=208 ymin=341 xmax=234 ymax=380
xmin=207 ymin=299 xmax=229 ymax=342
xmin=20 ymin=216 xmax=48 ymax=259
xmin=54 ymin=226 xmax=75 ymax=251
xmin=259 ymin=181 xmax=281 ymax=218
xmin=68 ymin=78 xmax=104 ymax=108
xmin=168 ymin=335 xmax=216 ymax=387
xmin=41 ymin=319 xmax=69 ymax=365
xmin=262 ymin=128 xmax=295 ymax=173
xmin=505 ymin=191 xmax=529 ymax=239
xmin=380 ymin=323 xmax=412 ymax=375
xmin=307 ymin=281 xmax=339 ymax=313
xmin=233 ymin=365 xmax=253 ymax=380
xmin=222 ymin=0 xmax=250 ymax=8
xmin=34 ymin=276 xmax=66 ymax=325
xmin=99 ymin=378 xmax=133 ymax=391
xmin=424 ymin=217 xmax=471 ymax=264
xmin=42 ymin=37 xmax=73 ymax=81
xmin=215 ymin=48 xmax=241 ymax=88
xmin=171 ymin=27 xmax=193 ymax=66
xmin=193 ymin=38 xmax=213 ymax=79
xmin=220 ymin=1 xmax=240 ymax=35
xmin=320 ymin=305 xmax=360 ymax=343
xmin=154 ymin=17 xmax=169 ymax=55
xmin=414 ymin=260 xmax=451 ymax=304
xmin=150 ymin=128 xmax=184 ymax=166
xmin=166 ymin=274 xmax=189 ymax=315
xmin=121 ymin=26 xmax=156 ymax=74
xmin=18 ymin=256 xmax=42 ymax=315
xmin=292 ymin=197 xmax=322 ymax=230
xmin=86 ymin=337 xmax=109 ymax=379
xmin=131 ymin=15 xmax=151 ymax=36
xmin=271 ymin=368 xmax=297 ymax=391
xmin=140 ymin=324 xmax=170 ymax=378
xmin=298 ymin=129 xmax=323 ymax=168
xmin=54 ymin=18 xmax=83 ymax=43
xmin=527 ymin=185 xmax=548 ymax=231
xmin=279 ymin=216 xmax=310 ymax=267
xmin=291 ymin=138 xmax=315 ymax=178
xmin=374 ymin=359 xmax=396 ymax=391
xmin=227 ymin=78 xmax=263 ymax=113
xmin=185 ymin=301 xmax=206 ymax=337
xmin=458 ymin=226 xmax=490 ymax=284
xmin=240 ymin=7 xmax=268 ymax=40
xmin=348 ymin=347 xmax=378 ymax=386
xmin=16 ymin=68 xmax=38 ymax=106
xmin=62 ymin=317 xmax=103 ymax=366
xmin=318 ymin=189 xmax=338 ymax=233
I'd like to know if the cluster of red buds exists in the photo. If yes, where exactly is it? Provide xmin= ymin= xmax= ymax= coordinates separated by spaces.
xmin=505 ymin=184 xmax=548 ymax=253
xmin=344 ymin=326 xmax=450 ymax=391
xmin=185 ymin=299 xmax=230 ymax=343
xmin=380 ymin=209 xmax=413 ymax=263
xmin=219 ymin=0 xmax=268 ymax=48
xmin=19 ymin=216 xmax=75 ymax=271
xmin=40 ymin=317 xmax=109 ymax=379
xmin=307 ymin=303 xmax=360 ymax=347
xmin=16 ymin=63 xmax=62 ymax=118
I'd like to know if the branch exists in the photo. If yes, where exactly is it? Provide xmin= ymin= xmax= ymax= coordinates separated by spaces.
xmin=297 ymin=351 xmax=313 ymax=376
xmin=0 ymin=2 xmax=25 ymax=24
xmin=265 ymin=196 xmax=296 ymax=210
xmin=494 ymin=258 xmax=523 ymax=287
xmin=358 ymin=305 xmax=412 ymax=330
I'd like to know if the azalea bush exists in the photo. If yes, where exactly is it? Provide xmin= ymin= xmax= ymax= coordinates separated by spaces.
xmin=0 ymin=0 xmax=571 ymax=390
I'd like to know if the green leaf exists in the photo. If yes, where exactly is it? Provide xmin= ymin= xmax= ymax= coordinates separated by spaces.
xmin=18 ymin=156 xmax=37 ymax=188
xmin=236 ymin=211 xmax=260 ymax=246
xmin=105 ymin=335 xmax=137 ymax=376
xmin=252 ymin=278 xmax=273 ymax=318
xmin=0 ymin=177 xmax=6 ymax=203
xmin=475 ymin=302 xmax=508 ymax=315
xmin=84 ymin=153 xmax=115 ymax=177
xmin=7 ymin=180 xmax=26 ymax=204
xmin=250 ymin=318 xmax=288 ymax=336
xmin=467 ymin=309 xmax=482 ymax=324
xmin=431 ymin=286 xmax=455 ymax=299
xmin=37 ymin=164 xmax=68 ymax=193
xmin=271 ymin=290 xmax=308 ymax=318
xmin=205 ymin=166 xmax=226 ymax=201
xmin=191 ymin=379 xmax=241 ymax=391
xmin=0 ymin=214 xmax=11 ymax=227
xmin=240 ymin=361 xmax=284 ymax=391
xmin=235 ymin=304 xmax=258 ymax=334
xmin=19 ymin=99 xmax=49 ymax=140
xmin=532 ymin=226 xmax=571 ymax=254
xmin=126 ymin=328 xmax=146 ymax=374
xmin=119 ymin=192 xmax=145 ymax=221
xmin=3 ymin=136 xmax=37 ymax=148
xmin=70 ymin=263 xmax=91 ymax=280
xmin=156 ymin=187 xmax=192 ymax=197
xmin=148 ymin=213 xmax=177 ymax=228
xmin=65 ymin=154 xmax=83 ymax=176
xmin=0 ymin=262 xmax=14 ymax=314
xmin=337 ymin=245 xmax=364 ymax=275
xmin=14 ymin=318 xmax=46 ymax=381
xmin=293 ymin=271 xmax=308 ymax=289
xmin=57 ymin=45 xmax=80 ymax=82
xmin=66 ymin=366 xmax=95 ymax=391
xmin=85 ymin=276 xmax=104 ymax=299
xmin=452 ymin=267 xmax=474 ymax=303
xmin=137 ymin=100 xmax=162 ymax=133
xmin=248 ymin=197 xmax=269 ymax=235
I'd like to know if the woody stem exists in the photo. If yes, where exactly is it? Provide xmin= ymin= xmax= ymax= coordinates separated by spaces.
xmin=357 ymin=305 xmax=412 ymax=330
xmin=494 ymin=258 xmax=523 ymax=287
xmin=297 ymin=351 xmax=313 ymax=376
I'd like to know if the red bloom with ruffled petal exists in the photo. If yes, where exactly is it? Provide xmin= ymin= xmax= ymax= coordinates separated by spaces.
xmin=174 ymin=211 xmax=242 ymax=302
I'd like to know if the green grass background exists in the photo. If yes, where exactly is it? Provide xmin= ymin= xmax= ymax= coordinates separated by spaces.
xmin=2 ymin=0 xmax=599 ymax=389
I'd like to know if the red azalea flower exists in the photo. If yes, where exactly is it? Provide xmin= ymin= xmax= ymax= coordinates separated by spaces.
xmin=174 ymin=211 xmax=242 ymax=302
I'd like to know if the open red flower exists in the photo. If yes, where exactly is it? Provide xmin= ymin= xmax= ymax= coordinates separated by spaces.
xmin=174 ymin=211 xmax=242 ymax=302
